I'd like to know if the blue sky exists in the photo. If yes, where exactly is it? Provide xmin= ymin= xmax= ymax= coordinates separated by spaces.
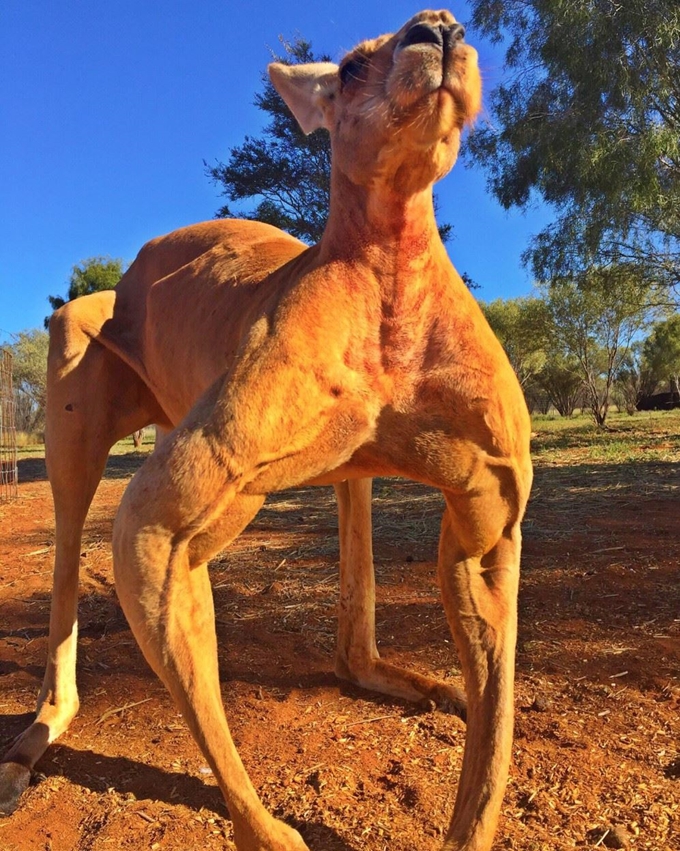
xmin=0 ymin=1 xmax=550 ymax=343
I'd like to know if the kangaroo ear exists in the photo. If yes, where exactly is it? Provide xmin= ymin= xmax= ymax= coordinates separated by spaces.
xmin=268 ymin=62 xmax=340 ymax=135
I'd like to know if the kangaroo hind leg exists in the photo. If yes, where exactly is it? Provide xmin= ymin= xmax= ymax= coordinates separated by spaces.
xmin=439 ymin=459 xmax=530 ymax=851
xmin=333 ymin=478 xmax=466 ymax=719
xmin=113 ymin=425 xmax=310 ymax=850
xmin=0 ymin=296 xmax=164 ymax=816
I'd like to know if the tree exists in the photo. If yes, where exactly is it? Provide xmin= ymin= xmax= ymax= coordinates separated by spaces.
xmin=467 ymin=0 xmax=680 ymax=289
xmin=45 ymin=256 xmax=126 ymax=327
xmin=206 ymin=37 xmax=454 ymax=246
xmin=614 ymin=342 xmax=658 ymax=415
xmin=480 ymin=297 xmax=549 ymax=387
xmin=643 ymin=314 xmax=680 ymax=393
xmin=8 ymin=329 xmax=49 ymax=432
xmin=536 ymin=353 xmax=584 ymax=418
xmin=539 ymin=267 xmax=656 ymax=426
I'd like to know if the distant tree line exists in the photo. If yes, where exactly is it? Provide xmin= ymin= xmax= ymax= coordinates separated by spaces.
xmin=481 ymin=273 xmax=680 ymax=426
xmin=7 ymin=328 xmax=49 ymax=434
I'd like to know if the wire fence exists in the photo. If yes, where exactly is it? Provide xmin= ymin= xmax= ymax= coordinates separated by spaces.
xmin=1 ymin=349 xmax=18 ymax=501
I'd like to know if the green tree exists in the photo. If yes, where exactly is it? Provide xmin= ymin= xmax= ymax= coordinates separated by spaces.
xmin=642 ymin=314 xmax=680 ymax=394
xmin=480 ymin=297 xmax=549 ymax=387
xmin=8 ymin=329 xmax=49 ymax=432
xmin=206 ymin=36 xmax=454 ymax=245
xmin=539 ymin=267 xmax=656 ymax=426
xmin=467 ymin=0 xmax=680 ymax=287
xmin=45 ymin=256 xmax=126 ymax=327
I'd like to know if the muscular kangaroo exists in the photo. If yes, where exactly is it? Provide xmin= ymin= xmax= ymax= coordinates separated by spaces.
xmin=1 ymin=11 xmax=532 ymax=850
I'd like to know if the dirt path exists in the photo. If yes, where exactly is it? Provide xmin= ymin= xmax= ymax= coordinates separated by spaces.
xmin=0 ymin=447 xmax=678 ymax=850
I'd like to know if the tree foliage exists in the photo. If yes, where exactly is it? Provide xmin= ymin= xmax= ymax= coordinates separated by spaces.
xmin=206 ymin=37 xmax=454 ymax=246
xmin=467 ymin=0 xmax=680 ymax=288
xmin=8 ymin=329 xmax=49 ymax=432
xmin=479 ymin=273 xmax=672 ymax=421
xmin=643 ymin=313 xmax=680 ymax=393
xmin=46 ymin=256 xmax=126 ymax=327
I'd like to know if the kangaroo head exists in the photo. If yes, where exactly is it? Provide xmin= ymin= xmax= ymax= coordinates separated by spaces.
xmin=269 ymin=9 xmax=481 ymax=196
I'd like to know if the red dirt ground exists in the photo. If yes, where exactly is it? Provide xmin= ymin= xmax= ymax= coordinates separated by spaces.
xmin=0 ymin=447 xmax=678 ymax=851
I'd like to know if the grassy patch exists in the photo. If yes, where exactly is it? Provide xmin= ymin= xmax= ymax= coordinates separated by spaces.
xmin=531 ymin=409 xmax=680 ymax=466
xmin=109 ymin=432 xmax=156 ymax=456
xmin=526 ymin=410 xmax=679 ymax=537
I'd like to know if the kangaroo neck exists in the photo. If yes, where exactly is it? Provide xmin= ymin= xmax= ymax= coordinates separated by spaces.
xmin=318 ymin=169 xmax=448 ymax=284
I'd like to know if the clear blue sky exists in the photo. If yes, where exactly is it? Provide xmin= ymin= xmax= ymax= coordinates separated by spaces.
xmin=0 ymin=1 xmax=550 ymax=343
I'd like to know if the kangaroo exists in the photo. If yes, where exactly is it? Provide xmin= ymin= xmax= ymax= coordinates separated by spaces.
xmin=1 ymin=10 xmax=532 ymax=850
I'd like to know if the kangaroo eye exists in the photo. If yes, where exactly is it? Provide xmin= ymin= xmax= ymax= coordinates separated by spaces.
xmin=340 ymin=57 xmax=368 ymax=87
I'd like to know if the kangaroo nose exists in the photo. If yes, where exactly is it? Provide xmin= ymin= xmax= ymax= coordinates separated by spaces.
xmin=401 ymin=22 xmax=444 ymax=49
xmin=401 ymin=21 xmax=465 ymax=50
